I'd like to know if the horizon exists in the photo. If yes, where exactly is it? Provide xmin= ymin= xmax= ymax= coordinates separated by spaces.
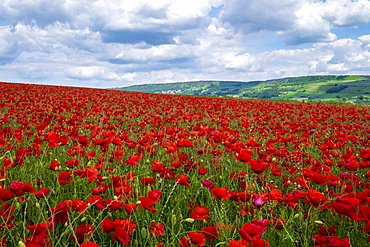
xmin=1 ymin=0 xmax=370 ymax=88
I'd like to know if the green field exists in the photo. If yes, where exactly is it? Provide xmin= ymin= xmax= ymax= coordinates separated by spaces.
xmin=112 ymin=75 xmax=370 ymax=104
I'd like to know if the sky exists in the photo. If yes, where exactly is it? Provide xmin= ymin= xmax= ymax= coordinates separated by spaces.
xmin=1 ymin=0 xmax=370 ymax=88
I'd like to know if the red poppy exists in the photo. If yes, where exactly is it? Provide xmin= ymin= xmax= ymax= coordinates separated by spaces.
xmin=57 ymin=171 xmax=72 ymax=185
xmin=190 ymin=206 xmax=211 ymax=221
xmin=310 ymin=172 xmax=329 ymax=185
xmin=148 ymin=190 xmax=162 ymax=202
xmin=201 ymin=226 xmax=220 ymax=240
xmin=104 ymin=198 xmax=124 ymax=211
xmin=139 ymin=197 xmax=157 ymax=212
xmin=35 ymin=188 xmax=51 ymax=199
xmin=238 ymin=219 xmax=270 ymax=242
xmin=123 ymin=204 xmax=139 ymax=214
xmin=140 ymin=177 xmax=156 ymax=186
xmin=149 ymin=222 xmax=165 ymax=236
xmin=229 ymin=239 xmax=248 ymax=247
xmin=272 ymin=218 xmax=285 ymax=230
xmin=109 ymin=227 xmax=131 ymax=245
xmin=87 ymin=195 xmax=105 ymax=210
xmin=80 ymin=241 xmax=100 ymax=247
xmin=306 ymin=189 xmax=329 ymax=208
xmin=188 ymin=232 xmax=206 ymax=246
xmin=67 ymin=199 xmax=88 ymax=213
xmin=0 ymin=188 xmax=14 ymax=202
xmin=236 ymin=149 xmax=253 ymax=162
xmin=176 ymin=174 xmax=191 ymax=187
xmin=249 ymin=159 xmax=269 ymax=173
xmin=198 ymin=167 xmax=208 ymax=175
xmin=211 ymin=187 xmax=231 ymax=200
xmin=70 ymin=223 xmax=95 ymax=243
xmin=48 ymin=160 xmax=61 ymax=171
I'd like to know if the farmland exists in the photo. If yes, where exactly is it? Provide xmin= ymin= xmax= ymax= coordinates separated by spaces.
xmin=114 ymin=75 xmax=370 ymax=104
xmin=0 ymin=82 xmax=370 ymax=246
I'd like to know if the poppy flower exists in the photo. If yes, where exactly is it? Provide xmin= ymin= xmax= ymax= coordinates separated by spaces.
xmin=35 ymin=188 xmax=51 ymax=199
xmin=87 ymin=195 xmax=105 ymax=210
xmin=211 ymin=187 xmax=231 ymax=200
xmin=236 ymin=149 xmax=253 ymax=162
xmin=80 ymin=241 xmax=100 ymax=247
xmin=201 ymin=179 xmax=215 ymax=190
xmin=310 ymin=172 xmax=329 ymax=185
xmin=109 ymin=227 xmax=131 ymax=245
xmin=179 ymin=236 xmax=191 ymax=247
xmin=139 ymin=197 xmax=157 ymax=212
xmin=306 ymin=189 xmax=329 ymax=208
xmin=101 ymin=219 xmax=115 ymax=232
xmin=0 ymin=188 xmax=14 ymax=202
xmin=238 ymin=219 xmax=270 ymax=242
xmin=229 ymin=239 xmax=248 ymax=247
xmin=201 ymin=226 xmax=220 ymax=240
xmin=57 ymin=171 xmax=72 ymax=185
xmin=252 ymin=195 xmax=268 ymax=207
xmin=67 ymin=199 xmax=88 ymax=213
xmin=272 ymin=218 xmax=285 ymax=230
xmin=10 ymin=180 xmax=35 ymax=196
xmin=65 ymin=158 xmax=80 ymax=168
xmin=70 ymin=223 xmax=95 ymax=243
xmin=140 ymin=177 xmax=156 ymax=186
xmin=48 ymin=160 xmax=61 ymax=171
xmin=188 ymin=232 xmax=206 ymax=246
xmin=190 ymin=206 xmax=211 ymax=221
xmin=149 ymin=222 xmax=165 ymax=236
xmin=176 ymin=174 xmax=191 ymax=187
xmin=249 ymin=159 xmax=269 ymax=173
xmin=148 ymin=190 xmax=162 ymax=202
xmin=123 ymin=204 xmax=138 ymax=214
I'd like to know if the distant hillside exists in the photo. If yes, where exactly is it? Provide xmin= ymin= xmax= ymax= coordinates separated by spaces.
xmin=112 ymin=75 xmax=370 ymax=102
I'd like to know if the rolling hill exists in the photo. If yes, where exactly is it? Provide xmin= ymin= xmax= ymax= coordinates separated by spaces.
xmin=112 ymin=75 xmax=370 ymax=103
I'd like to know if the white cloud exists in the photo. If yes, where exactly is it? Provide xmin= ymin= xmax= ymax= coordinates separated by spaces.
xmin=220 ymin=0 xmax=302 ymax=33
xmin=0 ymin=0 xmax=370 ymax=88
xmin=322 ymin=0 xmax=370 ymax=27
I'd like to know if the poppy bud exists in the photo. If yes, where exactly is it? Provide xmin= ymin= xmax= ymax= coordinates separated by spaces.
xmin=141 ymin=228 xmax=148 ymax=239
xmin=171 ymin=214 xmax=177 ymax=226
xmin=184 ymin=218 xmax=195 ymax=223
xmin=18 ymin=241 xmax=26 ymax=247
xmin=35 ymin=202 xmax=41 ymax=209
xmin=315 ymin=220 xmax=324 ymax=225
xmin=133 ymin=240 xmax=139 ymax=247
xmin=136 ymin=200 xmax=141 ymax=205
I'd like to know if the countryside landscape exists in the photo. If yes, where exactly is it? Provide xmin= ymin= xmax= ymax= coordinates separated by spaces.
xmin=0 ymin=80 xmax=369 ymax=246
xmin=115 ymin=75 xmax=370 ymax=105
xmin=2 ymin=0 xmax=370 ymax=246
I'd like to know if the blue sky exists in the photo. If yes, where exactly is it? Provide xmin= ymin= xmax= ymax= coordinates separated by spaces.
xmin=0 ymin=0 xmax=370 ymax=88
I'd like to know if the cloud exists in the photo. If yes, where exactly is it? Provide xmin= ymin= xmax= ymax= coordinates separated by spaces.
xmin=0 ymin=0 xmax=370 ymax=88
xmin=101 ymin=30 xmax=177 ymax=45
xmin=0 ymin=0 xmax=82 ymax=27
xmin=322 ymin=0 xmax=370 ymax=27
xmin=220 ymin=0 xmax=302 ymax=33
xmin=220 ymin=0 xmax=370 ymax=45
xmin=0 ymin=26 xmax=22 ymax=64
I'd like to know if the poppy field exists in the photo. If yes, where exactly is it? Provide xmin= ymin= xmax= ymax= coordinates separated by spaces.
xmin=1 ymin=81 xmax=370 ymax=247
